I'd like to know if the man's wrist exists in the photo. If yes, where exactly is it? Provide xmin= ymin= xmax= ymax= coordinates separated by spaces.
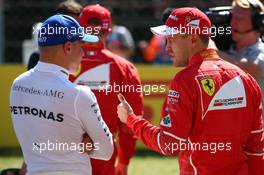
xmin=117 ymin=160 xmax=129 ymax=166
xmin=126 ymin=113 xmax=136 ymax=126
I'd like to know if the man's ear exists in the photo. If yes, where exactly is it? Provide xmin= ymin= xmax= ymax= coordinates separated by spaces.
xmin=62 ymin=42 xmax=72 ymax=55
xmin=191 ymin=34 xmax=200 ymax=46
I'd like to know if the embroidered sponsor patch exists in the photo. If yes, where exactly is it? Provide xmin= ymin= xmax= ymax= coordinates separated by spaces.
xmin=74 ymin=63 xmax=110 ymax=90
xmin=185 ymin=16 xmax=191 ymax=25
xmin=169 ymin=14 xmax=178 ymax=21
xmin=186 ymin=19 xmax=200 ymax=27
xmin=167 ymin=90 xmax=180 ymax=104
xmin=168 ymin=90 xmax=180 ymax=98
xmin=207 ymin=76 xmax=246 ymax=112
xmin=160 ymin=115 xmax=172 ymax=127
xmin=165 ymin=106 xmax=176 ymax=112
xmin=167 ymin=97 xmax=178 ymax=104
xmin=213 ymin=97 xmax=244 ymax=107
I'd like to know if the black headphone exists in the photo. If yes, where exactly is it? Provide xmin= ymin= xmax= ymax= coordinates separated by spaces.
xmin=247 ymin=0 xmax=264 ymax=32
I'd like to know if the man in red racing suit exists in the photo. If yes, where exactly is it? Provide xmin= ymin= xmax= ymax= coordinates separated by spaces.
xmin=69 ymin=4 xmax=143 ymax=175
xmin=117 ymin=7 xmax=264 ymax=175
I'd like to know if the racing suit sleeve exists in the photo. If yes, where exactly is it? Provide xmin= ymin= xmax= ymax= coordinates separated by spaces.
xmin=244 ymin=76 xmax=264 ymax=175
xmin=117 ymin=64 xmax=144 ymax=164
xmin=126 ymin=77 xmax=194 ymax=156
xmin=117 ymin=122 xmax=137 ymax=164
xmin=75 ymin=86 xmax=114 ymax=160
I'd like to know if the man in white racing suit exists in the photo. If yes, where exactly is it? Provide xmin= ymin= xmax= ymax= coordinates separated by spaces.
xmin=9 ymin=14 xmax=114 ymax=175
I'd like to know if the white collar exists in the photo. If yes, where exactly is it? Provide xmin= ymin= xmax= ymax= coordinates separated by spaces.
xmin=230 ymin=38 xmax=263 ymax=54
xmin=34 ymin=61 xmax=69 ymax=80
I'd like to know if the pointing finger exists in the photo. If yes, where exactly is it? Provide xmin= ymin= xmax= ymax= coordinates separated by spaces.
xmin=118 ymin=93 xmax=126 ymax=103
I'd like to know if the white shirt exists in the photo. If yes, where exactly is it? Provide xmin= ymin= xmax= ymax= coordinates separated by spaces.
xmin=10 ymin=61 xmax=113 ymax=175
xmin=228 ymin=39 xmax=264 ymax=119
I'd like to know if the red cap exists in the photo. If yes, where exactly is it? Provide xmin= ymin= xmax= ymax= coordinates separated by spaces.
xmin=151 ymin=7 xmax=211 ymax=36
xmin=79 ymin=4 xmax=111 ymax=32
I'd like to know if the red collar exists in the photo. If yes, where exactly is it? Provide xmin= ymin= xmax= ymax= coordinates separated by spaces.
xmin=82 ymin=41 xmax=105 ymax=58
xmin=188 ymin=48 xmax=220 ymax=66
xmin=82 ymin=47 xmax=104 ymax=58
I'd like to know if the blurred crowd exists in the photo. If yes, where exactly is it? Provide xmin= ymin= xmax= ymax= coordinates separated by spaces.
xmin=2 ymin=0 xmax=233 ymax=64
xmin=2 ymin=0 xmax=264 ymax=175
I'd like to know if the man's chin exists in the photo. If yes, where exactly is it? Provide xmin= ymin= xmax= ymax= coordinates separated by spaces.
xmin=231 ymin=33 xmax=241 ymax=42
xmin=173 ymin=62 xmax=184 ymax=67
xmin=172 ymin=59 xmax=186 ymax=67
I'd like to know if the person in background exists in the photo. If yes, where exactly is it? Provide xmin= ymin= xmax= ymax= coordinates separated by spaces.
xmin=106 ymin=24 xmax=135 ymax=61
xmin=69 ymin=4 xmax=144 ymax=175
xmin=27 ymin=0 xmax=83 ymax=70
xmin=215 ymin=0 xmax=264 ymax=122
xmin=138 ymin=8 xmax=174 ymax=64
xmin=55 ymin=0 xmax=83 ymax=20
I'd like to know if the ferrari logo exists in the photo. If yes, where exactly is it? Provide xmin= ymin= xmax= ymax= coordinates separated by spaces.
xmin=185 ymin=16 xmax=191 ymax=25
xmin=201 ymin=78 xmax=215 ymax=96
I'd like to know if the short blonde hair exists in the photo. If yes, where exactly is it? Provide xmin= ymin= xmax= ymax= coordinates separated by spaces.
xmin=232 ymin=0 xmax=264 ymax=11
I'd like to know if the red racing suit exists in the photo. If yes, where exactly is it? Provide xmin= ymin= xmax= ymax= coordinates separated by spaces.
xmin=127 ymin=49 xmax=264 ymax=175
xmin=69 ymin=46 xmax=143 ymax=175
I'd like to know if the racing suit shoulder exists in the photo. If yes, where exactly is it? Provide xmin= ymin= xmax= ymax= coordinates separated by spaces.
xmin=171 ymin=63 xmax=198 ymax=90
xmin=101 ymin=49 xmax=137 ymax=70
xmin=101 ymin=49 xmax=143 ymax=114
xmin=12 ymin=70 xmax=32 ymax=85
xmin=75 ymin=85 xmax=96 ymax=105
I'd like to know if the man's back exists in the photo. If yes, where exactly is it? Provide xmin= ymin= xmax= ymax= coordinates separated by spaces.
xmin=70 ymin=48 xmax=143 ymax=133
xmin=10 ymin=62 xmax=113 ymax=175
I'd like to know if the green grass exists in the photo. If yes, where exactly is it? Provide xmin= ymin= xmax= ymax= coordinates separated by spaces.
xmin=0 ymin=149 xmax=179 ymax=175
xmin=129 ymin=156 xmax=179 ymax=175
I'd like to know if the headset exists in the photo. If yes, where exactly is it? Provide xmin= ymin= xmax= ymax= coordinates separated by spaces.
xmin=246 ymin=0 xmax=264 ymax=33
xmin=207 ymin=0 xmax=264 ymax=33
xmin=206 ymin=0 xmax=264 ymax=50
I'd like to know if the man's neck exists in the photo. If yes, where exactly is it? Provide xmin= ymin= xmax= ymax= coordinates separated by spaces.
xmin=39 ymin=58 xmax=68 ymax=70
xmin=235 ymin=36 xmax=259 ymax=51
xmin=189 ymin=45 xmax=208 ymax=61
